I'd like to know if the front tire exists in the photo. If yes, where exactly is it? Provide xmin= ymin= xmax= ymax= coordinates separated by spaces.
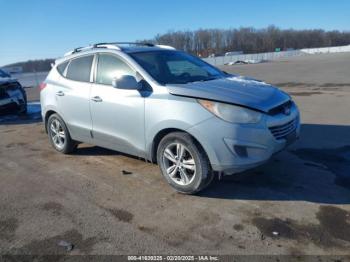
xmin=47 ymin=113 xmax=77 ymax=154
xmin=157 ymin=132 xmax=213 ymax=194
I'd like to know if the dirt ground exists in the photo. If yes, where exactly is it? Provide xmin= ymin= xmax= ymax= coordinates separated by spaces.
xmin=0 ymin=53 xmax=350 ymax=256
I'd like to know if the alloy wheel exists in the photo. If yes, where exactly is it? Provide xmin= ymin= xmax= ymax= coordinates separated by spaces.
xmin=50 ymin=118 xmax=66 ymax=150
xmin=162 ymin=142 xmax=196 ymax=186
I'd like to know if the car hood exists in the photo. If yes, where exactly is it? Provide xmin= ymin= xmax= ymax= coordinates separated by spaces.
xmin=166 ymin=76 xmax=290 ymax=113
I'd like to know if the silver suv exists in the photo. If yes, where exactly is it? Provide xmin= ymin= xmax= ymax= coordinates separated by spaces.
xmin=41 ymin=42 xmax=300 ymax=194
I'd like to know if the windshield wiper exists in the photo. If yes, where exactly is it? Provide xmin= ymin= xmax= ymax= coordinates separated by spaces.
xmin=188 ymin=77 xmax=219 ymax=83
xmin=202 ymin=77 xmax=218 ymax=82
xmin=166 ymin=77 xmax=220 ymax=85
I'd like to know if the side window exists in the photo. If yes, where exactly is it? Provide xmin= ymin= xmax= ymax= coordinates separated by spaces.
xmin=57 ymin=61 xmax=69 ymax=76
xmin=66 ymin=55 xmax=94 ymax=82
xmin=96 ymin=54 xmax=135 ymax=85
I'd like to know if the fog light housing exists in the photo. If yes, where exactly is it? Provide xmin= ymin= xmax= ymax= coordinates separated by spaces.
xmin=233 ymin=145 xmax=248 ymax=158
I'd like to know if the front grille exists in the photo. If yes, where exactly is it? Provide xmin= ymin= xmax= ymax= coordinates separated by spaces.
xmin=269 ymin=117 xmax=298 ymax=140
xmin=0 ymin=87 xmax=9 ymax=99
xmin=0 ymin=82 xmax=21 ymax=99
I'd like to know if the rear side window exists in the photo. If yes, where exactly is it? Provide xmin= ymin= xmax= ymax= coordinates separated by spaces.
xmin=96 ymin=54 xmax=135 ymax=85
xmin=66 ymin=55 xmax=94 ymax=82
xmin=57 ymin=61 xmax=69 ymax=76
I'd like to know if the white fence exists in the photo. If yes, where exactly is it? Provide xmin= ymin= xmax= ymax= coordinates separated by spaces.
xmin=203 ymin=45 xmax=350 ymax=66
xmin=300 ymin=45 xmax=350 ymax=54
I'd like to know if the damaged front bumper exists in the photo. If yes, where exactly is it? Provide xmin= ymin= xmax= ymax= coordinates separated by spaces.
xmin=0 ymin=88 xmax=27 ymax=115
xmin=187 ymin=103 xmax=300 ymax=175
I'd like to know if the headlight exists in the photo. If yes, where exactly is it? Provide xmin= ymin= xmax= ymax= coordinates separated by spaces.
xmin=198 ymin=99 xmax=262 ymax=124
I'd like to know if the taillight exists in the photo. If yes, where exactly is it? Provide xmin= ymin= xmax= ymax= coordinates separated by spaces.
xmin=39 ymin=82 xmax=47 ymax=91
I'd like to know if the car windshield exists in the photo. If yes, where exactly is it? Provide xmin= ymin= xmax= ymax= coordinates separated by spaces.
xmin=0 ymin=69 xmax=10 ymax=78
xmin=129 ymin=50 xmax=225 ymax=85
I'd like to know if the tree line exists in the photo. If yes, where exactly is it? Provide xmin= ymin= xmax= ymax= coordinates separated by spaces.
xmin=4 ymin=26 xmax=350 ymax=72
xmin=3 ymin=59 xmax=55 ymax=73
xmin=142 ymin=26 xmax=350 ymax=57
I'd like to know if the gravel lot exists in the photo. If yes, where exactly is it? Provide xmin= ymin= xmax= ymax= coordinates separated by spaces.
xmin=1 ymin=53 xmax=350 ymax=256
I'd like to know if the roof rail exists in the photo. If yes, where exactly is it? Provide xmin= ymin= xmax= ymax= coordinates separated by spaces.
xmin=103 ymin=42 xmax=155 ymax=47
xmin=93 ymin=42 xmax=155 ymax=50
xmin=64 ymin=42 xmax=175 ymax=56
xmin=155 ymin=44 xmax=176 ymax=50
xmin=64 ymin=46 xmax=96 ymax=56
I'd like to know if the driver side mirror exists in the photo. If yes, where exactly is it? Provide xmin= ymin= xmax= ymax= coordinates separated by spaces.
xmin=112 ymin=75 xmax=140 ymax=90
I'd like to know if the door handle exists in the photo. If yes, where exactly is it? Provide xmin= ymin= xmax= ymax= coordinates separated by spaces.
xmin=56 ymin=91 xmax=65 ymax=96
xmin=91 ymin=96 xmax=103 ymax=102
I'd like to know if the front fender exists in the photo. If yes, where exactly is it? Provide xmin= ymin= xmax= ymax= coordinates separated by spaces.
xmin=145 ymin=119 xmax=193 ymax=160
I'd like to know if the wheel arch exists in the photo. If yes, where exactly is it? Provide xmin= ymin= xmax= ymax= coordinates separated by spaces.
xmin=44 ymin=110 xmax=57 ymax=133
xmin=150 ymin=128 xmax=210 ymax=167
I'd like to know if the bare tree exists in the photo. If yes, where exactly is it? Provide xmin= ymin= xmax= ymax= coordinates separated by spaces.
xmin=141 ymin=26 xmax=350 ymax=57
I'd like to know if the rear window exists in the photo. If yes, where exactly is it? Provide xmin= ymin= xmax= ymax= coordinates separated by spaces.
xmin=56 ymin=61 xmax=69 ymax=76
xmin=66 ymin=55 xmax=94 ymax=82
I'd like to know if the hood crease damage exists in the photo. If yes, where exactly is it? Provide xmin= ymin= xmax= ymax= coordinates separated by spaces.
xmin=166 ymin=76 xmax=290 ymax=113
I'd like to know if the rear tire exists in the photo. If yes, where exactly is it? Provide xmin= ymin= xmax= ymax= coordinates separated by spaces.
xmin=47 ymin=113 xmax=77 ymax=154
xmin=157 ymin=132 xmax=213 ymax=194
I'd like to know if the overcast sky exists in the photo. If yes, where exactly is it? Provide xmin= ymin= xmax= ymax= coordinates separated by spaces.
xmin=1 ymin=0 xmax=350 ymax=65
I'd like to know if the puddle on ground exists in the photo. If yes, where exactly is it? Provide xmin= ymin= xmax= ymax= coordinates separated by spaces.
xmin=252 ymin=205 xmax=350 ymax=248
xmin=41 ymin=202 xmax=64 ymax=216
xmin=106 ymin=208 xmax=133 ymax=223
xmin=0 ymin=217 xmax=18 ymax=241
xmin=6 ymin=142 xmax=28 ymax=148
xmin=289 ymin=91 xmax=325 ymax=96
xmin=233 ymin=224 xmax=244 ymax=231
xmin=291 ymin=146 xmax=350 ymax=189
xmin=13 ymin=229 xmax=97 ymax=255
xmin=274 ymin=82 xmax=315 ymax=87
xmin=0 ymin=102 xmax=41 ymax=123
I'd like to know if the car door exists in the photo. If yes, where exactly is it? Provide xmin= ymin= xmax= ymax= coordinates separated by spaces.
xmin=90 ymin=53 xmax=145 ymax=157
xmin=56 ymin=55 xmax=94 ymax=143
